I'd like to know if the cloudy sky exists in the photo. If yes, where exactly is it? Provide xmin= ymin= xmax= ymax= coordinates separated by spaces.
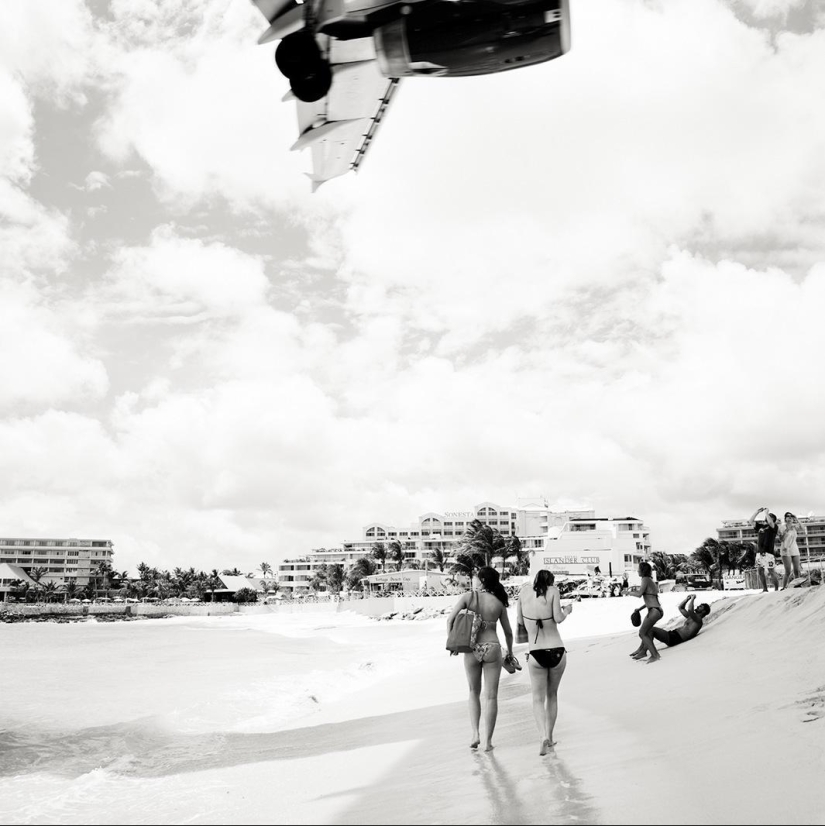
xmin=2 ymin=0 xmax=824 ymax=575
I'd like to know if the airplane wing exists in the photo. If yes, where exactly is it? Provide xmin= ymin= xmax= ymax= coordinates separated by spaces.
xmin=290 ymin=37 xmax=399 ymax=190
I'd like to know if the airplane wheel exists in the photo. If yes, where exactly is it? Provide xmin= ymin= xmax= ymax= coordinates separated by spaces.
xmin=275 ymin=31 xmax=319 ymax=79
xmin=290 ymin=61 xmax=332 ymax=102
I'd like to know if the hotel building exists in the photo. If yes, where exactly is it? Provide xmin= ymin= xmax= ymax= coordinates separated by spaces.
xmin=276 ymin=554 xmax=333 ymax=595
xmin=277 ymin=501 xmax=651 ymax=594
xmin=0 ymin=537 xmax=115 ymax=590
xmin=528 ymin=516 xmax=652 ymax=580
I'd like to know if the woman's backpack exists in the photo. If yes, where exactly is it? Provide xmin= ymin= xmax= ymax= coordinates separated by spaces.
xmin=446 ymin=591 xmax=482 ymax=655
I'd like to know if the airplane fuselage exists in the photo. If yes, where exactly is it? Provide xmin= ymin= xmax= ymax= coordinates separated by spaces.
xmin=371 ymin=0 xmax=569 ymax=78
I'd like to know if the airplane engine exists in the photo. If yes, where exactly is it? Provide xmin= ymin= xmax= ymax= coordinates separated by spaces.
xmin=373 ymin=2 xmax=568 ymax=78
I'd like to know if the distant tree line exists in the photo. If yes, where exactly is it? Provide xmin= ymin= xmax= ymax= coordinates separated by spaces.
xmin=6 ymin=561 xmax=280 ymax=604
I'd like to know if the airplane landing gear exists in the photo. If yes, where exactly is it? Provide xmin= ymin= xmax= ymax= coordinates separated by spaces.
xmin=275 ymin=32 xmax=332 ymax=103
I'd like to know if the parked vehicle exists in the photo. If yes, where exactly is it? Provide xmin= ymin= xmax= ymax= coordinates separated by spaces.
xmin=571 ymin=576 xmax=624 ymax=598
xmin=686 ymin=574 xmax=712 ymax=590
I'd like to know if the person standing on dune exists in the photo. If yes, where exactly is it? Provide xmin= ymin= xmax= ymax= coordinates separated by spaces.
xmin=749 ymin=506 xmax=780 ymax=592
xmin=779 ymin=512 xmax=804 ymax=589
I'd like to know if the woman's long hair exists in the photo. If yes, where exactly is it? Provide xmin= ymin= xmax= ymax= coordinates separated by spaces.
xmin=639 ymin=561 xmax=652 ymax=578
xmin=533 ymin=569 xmax=555 ymax=599
xmin=477 ymin=566 xmax=509 ymax=607
xmin=785 ymin=512 xmax=806 ymax=534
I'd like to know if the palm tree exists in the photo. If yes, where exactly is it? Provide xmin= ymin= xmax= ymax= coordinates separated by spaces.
xmin=207 ymin=569 xmax=222 ymax=602
xmin=64 ymin=579 xmax=78 ymax=603
xmin=309 ymin=564 xmax=328 ymax=592
xmin=430 ymin=549 xmax=447 ymax=572
xmin=347 ymin=557 xmax=377 ymax=591
xmin=451 ymin=550 xmax=485 ymax=579
xmin=500 ymin=535 xmax=523 ymax=574
xmin=387 ymin=540 xmax=405 ymax=571
xmin=649 ymin=551 xmax=674 ymax=581
xmin=27 ymin=567 xmax=47 ymax=602
xmin=691 ymin=538 xmax=720 ymax=582
xmin=154 ymin=570 xmax=174 ymax=600
xmin=259 ymin=562 xmax=273 ymax=578
xmin=7 ymin=579 xmax=27 ymax=603
xmin=260 ymin=578 xmax=280 ymax=599
xmin=95 ymin=561 xmax=114 ymax=599
xmin=724 ymin=541 xmax=753 ymax=573
xmin=327 ymin=564 xmax=345 ymax=594
xmin=192 ymin=571 xmax=209 ymax=601
xmin=222 ymin=568 xmax=243 ymax=576
xmin=42 ymin=581 xmax=62 ymax=603
xmin=462 ymin=519 xmax=506 ymax=568
xmin=371 ymin=542 xmax=388 ymax=572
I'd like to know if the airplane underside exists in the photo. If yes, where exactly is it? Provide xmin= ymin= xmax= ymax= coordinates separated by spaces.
xmin=275 ymin=0 xmax=569 ymax=102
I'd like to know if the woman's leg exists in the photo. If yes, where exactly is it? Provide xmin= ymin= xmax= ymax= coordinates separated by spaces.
xmin=639 ymin=609 xmax=662 ymax=662
xmin=463 ymin=654 xmax=482 ymax=748
xmin=527 ymin=656 xmax=549 ymax=752
xmin=544 ymin=653 xmax=568 ymax=748
xmin=480 ymin=656 xmax=503 ymax=751
xmin=781 ymin=557 xmax=792 ymax=589
xmin=792 ymin=556 xmax=802 ymax=579
xmin=631 ymin=630 xmax=648 ymax=658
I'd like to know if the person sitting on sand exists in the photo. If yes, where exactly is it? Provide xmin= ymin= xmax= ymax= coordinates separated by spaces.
xmin=647 ymin=594 xmax=710 ymax=648
xmin=516 ymin=569 xmax=573 ymax=755
xmin=446 ymin=566 xmax=514 ymax=752
xmin=629 ymin=561 xmax=663 ymax=663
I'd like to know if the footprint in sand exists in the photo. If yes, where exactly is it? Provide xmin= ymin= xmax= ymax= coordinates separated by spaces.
xmin=794 ymin=685 xmax=825 ymax=723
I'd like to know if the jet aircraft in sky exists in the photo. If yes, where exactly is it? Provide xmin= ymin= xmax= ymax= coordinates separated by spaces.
xmin=252 ymin=0 xmax=571 ymax=188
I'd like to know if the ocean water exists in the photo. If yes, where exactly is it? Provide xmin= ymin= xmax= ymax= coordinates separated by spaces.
xmin=0 ymin=609 xmax=444 ymax=824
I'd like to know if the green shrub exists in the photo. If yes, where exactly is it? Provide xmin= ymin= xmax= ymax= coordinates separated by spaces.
xmin=233 ymin=587 xmax=259 ymax=604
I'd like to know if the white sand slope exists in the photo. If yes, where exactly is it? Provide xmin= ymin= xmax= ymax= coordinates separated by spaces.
xmin=282 ymin=588 xmax=825 ymax=825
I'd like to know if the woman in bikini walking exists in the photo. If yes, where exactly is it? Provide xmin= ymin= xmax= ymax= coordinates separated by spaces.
xmin=446 ymin=565 xmax=514 ymax=751
xmin=517 ymin=570 xmax=573 ymax=755
xmin=630 ymin=561 xmax=663 ymax=663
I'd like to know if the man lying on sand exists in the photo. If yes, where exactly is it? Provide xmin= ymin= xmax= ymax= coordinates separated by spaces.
xmin=631 ymin=595 xmax=709 ymax=658
xmin=641 ymin=594 xmax=710 ymax=651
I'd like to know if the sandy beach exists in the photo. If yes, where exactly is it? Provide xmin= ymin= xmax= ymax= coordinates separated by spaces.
xmin=1 ymin=588 xmax=823 ymax=825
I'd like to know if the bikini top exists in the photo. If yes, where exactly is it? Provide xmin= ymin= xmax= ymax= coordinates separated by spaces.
xmin=521 ymin=614 xmax=554 ymax=644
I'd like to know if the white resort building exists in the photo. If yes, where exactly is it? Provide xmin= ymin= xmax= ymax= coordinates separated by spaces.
xmin=0 ymin=537 xmax=115 ymax=594
xmin=277 ymin=501 xmax=653 ymax=595
xmin=528 ymin=516 xmax=652 ymax=581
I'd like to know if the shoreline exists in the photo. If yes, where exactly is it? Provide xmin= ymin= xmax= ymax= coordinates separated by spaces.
xmin=0 ymin=602 xmax=239 ymax=623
